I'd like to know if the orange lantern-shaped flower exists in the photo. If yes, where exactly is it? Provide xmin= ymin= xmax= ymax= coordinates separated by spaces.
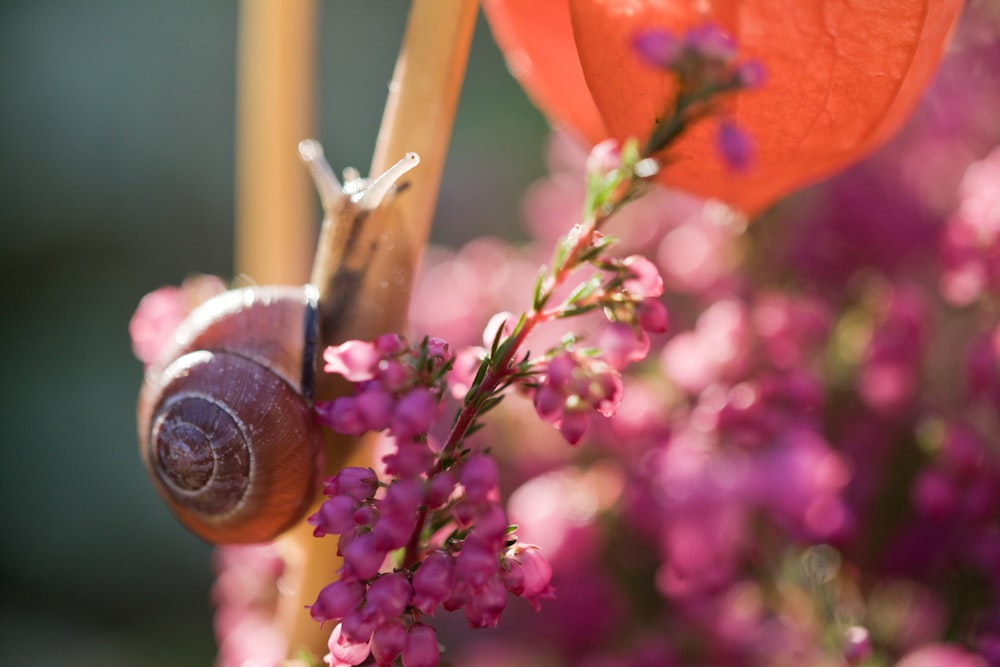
xmin=484 ymin=0 xmax=964 ymax=214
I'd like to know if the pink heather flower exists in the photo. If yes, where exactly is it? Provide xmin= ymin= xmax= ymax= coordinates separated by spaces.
xmin=473 ymin=503 xmax=510 ymax=547
xmin=412 ymin=551 xmax=456 ymax=615
xmin=895 ymin=643 xmax=990 ymax=667
xmin=390 ymin=387 xmax=439 ymax=439
xmin=460 ymin=454 xmax=499 ymax=505
xmin=533 ymin=384 xmax=565 ymax=421
xmin=464 ymin=575 xmax=507 ymax=628
xmin=501 ymin=559 xmax=526 ymax=596
xmin=324 ymin=340 xmax=380 ymax=382
xmin=340 ymin=608 xmax=377 ymax=645
xmin=717 ymin=121 xmax=754 ymax=172
xmin=633 ymin=28 xmax=681 ymax=68
xmin=402 ymin=623 xmax=440 ymax=667
xmin=426 ymin=336 xmax=451 ymax=360
xmin=558 ymin=408 xmax=590 ymax=445
xmin=509 ymin=545 xmax=555 ymax=611
xmin=426 ymin=471 xmax=457 ymax=509
xmin=599 ymin=322 xmax=650 ymax=370
xmin=374 ymin=333 xmax=406 ymax=356
xmin=636 ymin=298 xmax=669 ymax=333
xmin=310 ymin=580 xmax=364 ymax=625
xmin=365 ymin=572 xmax=413 ymax=623
xmin=316 ymin=397 xmax=368 ymax=436
xmin=355 ymin=389 xmax=396 ymax=432
xmin=456 ymin=535 xmax=499 ymax=589
xmin=327 ymin=622 xmax=371 ymax=667
xmin=309 ymin=495 xmax=359 ymax=537
xmin=622 ymin=255 xmax=664 ymax=299
xmin=376 ymin=358 xmax=410 ymax=392
xmin=342 ymin=533 xmax=387 ymax=581
xmin=326 ymin=468 xmax=379 ymax=501
xmin=371 ymin=621 xmax=407 ymax=666
xmin=382 ymin=439 xmax=436 ymax=478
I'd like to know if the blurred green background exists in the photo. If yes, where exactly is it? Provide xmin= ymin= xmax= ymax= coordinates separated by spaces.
xmin=0 ymin=2 xmax=547 ymax=664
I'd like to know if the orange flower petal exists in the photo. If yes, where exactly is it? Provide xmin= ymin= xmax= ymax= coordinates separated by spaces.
xmin=482 ymin=0 xmax=608 ymax=143
xmin=569 ymin=0 xmax=963 ymax=213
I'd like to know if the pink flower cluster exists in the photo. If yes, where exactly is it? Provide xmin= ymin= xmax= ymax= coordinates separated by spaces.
xmin=309 ymin=335 xmax=556 ymax=667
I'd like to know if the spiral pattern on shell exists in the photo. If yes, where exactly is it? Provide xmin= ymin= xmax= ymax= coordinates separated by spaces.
xmin=137 ymin=287 xmax=323 ymax=544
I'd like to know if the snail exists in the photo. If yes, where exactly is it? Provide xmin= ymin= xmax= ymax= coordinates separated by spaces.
xmin=137 ymin=142 xmax=420 ymax=544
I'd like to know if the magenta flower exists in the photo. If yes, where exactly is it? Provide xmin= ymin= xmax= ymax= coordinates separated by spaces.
xmin=324 ymin=340 xmax=381 ymax=382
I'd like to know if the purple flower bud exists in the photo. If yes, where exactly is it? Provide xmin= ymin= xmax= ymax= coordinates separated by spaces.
xmin=463 ymin=575 xmax=507 ymax=629
xmin=371 ymin=620 xmax=407 ymax=666
xmin=365 ymin=572 xmax=413 ymax=622
xmin=316 ymin=396 xmax=368 ymax=436
xmin=328 ymin=622 xmax=371 ymax=666
xmin=355 ymin=389 xmax=395 ymax=432
xmin=309 ymin=496 xmax=359 ymax=537
xmin=324 ymin=340 xmax=380 ymax=382
xmin=376 ymin=358 xmax=410 ymax=392
xmin=340 ymin=608 xmax=376 ymax=645
xmin=632 ymin=28 xmax=680 ymax=68
xmin=412 ymin=551 xmax=456 ymax=615
xmin=310 ymin=580 xmax=364 ymax=624
xmin=327 ymin=467 xmax=379 ymax=501
xmin=460 ymin=454 xmax=499 ymax=505
xmin=391 ymin=387 xmax=439 ymax=439
xmin=622 ymin=255 xmax=665 ymax=299
xmin=402 ymin=623 xmax=440 ymax=667
xmin=717 ymin=121 xmax=754 ymax=172
xmin=426 ymin=337 xmax=451 ymax=361
xmin=343 ymin=533 xmax=386 ymax=581
xmin=374 ymin=333 xmax=406 ymax=356
xmin=683 ymin=23 xmax=737 ymax=63
xmin=373 ymin=512 xmax=417 ymax=551
xmin=383 ymin=440 xmax=435 ymax=478
xmin=426 ymin=471 xmax=457 ymax=509
xmin=474 ymin=503 xmax=510 ymax=548
xmin=456 ymin=536 xmax=499 ymax=590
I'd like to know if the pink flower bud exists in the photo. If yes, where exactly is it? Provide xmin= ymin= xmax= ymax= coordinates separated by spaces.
xmin=412 ymin=551 xmax=456 ymax=615
xmin=371 ymin=620 xmax=407 ymax=666
xmin=327 ymin=623 xmax=371 ymax=666
xmin=456 ymin=536 xmax=498 ymax=590
xmin=546 ymin=352 xmax=578 ymax=387
xmin=426 ymin=337 xmax=451 ymax=361
xmin=460 ymin=454 xmax=499 ymax=505
xmin=402 ymin=623 xmax=440 ymax=667
xmin=383 ymin=440 xmax=435 ymax=478
xmin=514 ymin=545 xmax=555 ymax=610
xmin=622 ymin=255 xmax=664 ymax=299
xmin=316 ymin=396 xmax=368 ymax=436
xmin=376 ymin=358 xmax=410 ymax=392
xmin=128 ymin=286 xmax=185 ymax=365
xmin=340 ymin=608 xmax=376 ymax=645
xmin=310 ymin=580 xmax=364 ymax=624
xmin=585 ymin=139 xmax=622 ymax=177
xmin=324 ymin=340 xmax=380 ymax=382
xmin=558 ymin=409 xmax=589 ymax=445
xmin=501 ymin=559 xmax=526 ymax=596
xmin=533 ymin=384 xmax=565 ymax=422
xmin=636 ymin=298 xmax=669 ymax=333
xmin=463 ymin=575 xmax=507 ymax=629
xmin=473 ymin=503 xmax=509 ymax=548
xmin=598 ymin=322 xmax=648 ymax=370
xmin=355 ymin=389 xmax=395 ymax=432
xmin=309 ymin=496 xmax=359 ymax=537
xmin=632 ymin=28 xmax=680 ymax=68
xmin=717 ymin=121 xmax=754 ymax=172
xmin=365 ymin=572 xmax=413 ymax=623
xmin=374 ymin=333 xmax=406 ymax=356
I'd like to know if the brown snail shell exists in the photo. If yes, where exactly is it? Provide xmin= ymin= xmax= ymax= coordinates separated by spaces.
xmin=137 ymin=286 xmax=323 ymax=544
